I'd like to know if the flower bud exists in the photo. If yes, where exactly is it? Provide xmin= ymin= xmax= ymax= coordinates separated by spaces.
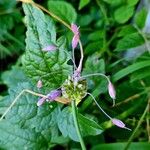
xmin=42 ymin=44 xmax=57 ymax=51
xmin=108 ymin=81 xmax=116 ymax=100
xmin=111 ymin=118 xmax=131 ymax=131
xmin=37 ymin=80 xmax=42 ymax=88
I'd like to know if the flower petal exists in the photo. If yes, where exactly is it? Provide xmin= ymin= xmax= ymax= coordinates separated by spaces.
xmin=108 ymin=81 xmax=116 ymax=100
xmin=37 ymin=80 xmax=42 ymax=88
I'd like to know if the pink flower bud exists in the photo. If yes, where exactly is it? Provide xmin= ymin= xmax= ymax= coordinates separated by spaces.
xmin=108 ymin=81 xmax=116 ymax=100
xmin=71 ymin=23 xmax=80 ymax=49
xmin=37 ymin=80 xmax=42 ymax=88
xmin=72 ymin=34 xmax=79 ymax=49
xmin=71 ymin=23 xmax=79 ymax=34
xmin=37 ymin=97 xmax=46 ymax=106
xmin=111 ymin=118 xmax=131 ymax=131
xmin=42 ymin=44 xmax=57 ymax=51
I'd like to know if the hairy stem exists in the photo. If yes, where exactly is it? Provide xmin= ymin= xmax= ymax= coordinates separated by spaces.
xmin=71 ymin=100 xmax=86 ymax=150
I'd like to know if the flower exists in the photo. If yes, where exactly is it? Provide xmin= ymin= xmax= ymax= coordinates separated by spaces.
xmin=111 ymin=118 xmax=131 ymax=131
xmin=37 ymin=89 xmax=61 ymax=106
xmin=71 ymin=23 xmax=80 ymax=49
xmin=108 ymin=81 xmax=116 ymax=100
xmin=42 ymin=44 xmax=57 ymax=51
xmin=37 ymin=80 xmax=42 ymax=88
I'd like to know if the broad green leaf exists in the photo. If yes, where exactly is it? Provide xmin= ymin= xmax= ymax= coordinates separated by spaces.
xmin=127 ymin=0 xmax=139 ymax=7
xmin=88 ymin=30 xmax=104 ymax=41
xmin=114 ymin=6 xmax=134 ymax=24
xmin=102 ymin=0 xmax=122 ymax=6
xmin=85 ymin=41 xmax=103 ymax=55
xmin=115 ymin=33 xmax=144 ymax=51
xmin=92 ymin=142 xmax=150 ymax=150
xmin=0 ymin=120 xmax=48 ymax=150
xmin=118 ymin=25 xmax=136 ymax=37
xmin=79 ymin=0 xmax=90 ymax=10
xmin=1 ymin=66 xmax=27 ymax=88
xmin=113 ymin=60 xmax=150 ymax=81
xmin=57 ymin=107 xmax=103 ymax=141
xmin=22 ymin=4 xmax=72 ymax=89
xmin=135 ymin=8 xmax=147 ymax=29
xmin=48 ymin=1 xmax=77 ymax=24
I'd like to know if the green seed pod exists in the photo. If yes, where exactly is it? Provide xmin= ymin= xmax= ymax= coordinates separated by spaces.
xmin=62 ymin=76 xmax=87 ymax=105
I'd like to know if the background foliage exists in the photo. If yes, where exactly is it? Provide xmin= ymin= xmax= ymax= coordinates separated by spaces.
xmin=0 ymin=0 xmax=150 ymax=149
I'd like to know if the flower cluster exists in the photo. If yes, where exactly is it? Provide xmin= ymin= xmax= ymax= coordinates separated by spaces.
xmin=37 ymin=23 xmax=131 ymax=131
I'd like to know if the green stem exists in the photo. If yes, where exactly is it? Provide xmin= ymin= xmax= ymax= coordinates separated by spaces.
xmin=71 ymin=100 xmax=86 ymax=150
xmin=124 ymin=103 xmax=149 ymax=150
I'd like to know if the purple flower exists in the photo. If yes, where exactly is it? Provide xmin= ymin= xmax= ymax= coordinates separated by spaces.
xmin=42 ymin=44 xmax=57 ymax=51
xmin=111 ymin=118 xmax=131 ymax=131
xmin=71 ymin=23 xmax=80 ymax=49
xmin=37 ymin=89 xmax=61 ymax=106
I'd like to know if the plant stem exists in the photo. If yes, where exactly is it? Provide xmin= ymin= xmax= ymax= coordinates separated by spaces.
xmin=71 ymin=100 xmax=86 ymax=150
xmin=124 ymin=103 xmax=149 ymax=150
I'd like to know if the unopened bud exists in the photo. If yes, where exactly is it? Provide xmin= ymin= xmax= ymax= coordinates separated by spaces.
xmin=108 ymin=81 xmax=116 ymax=106
xmin=111 ymin=118 xmax=131 ymax=131
xmin=37 ymin=80 xmax=42 ymax=88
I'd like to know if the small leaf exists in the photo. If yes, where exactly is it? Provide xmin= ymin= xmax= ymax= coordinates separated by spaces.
xmin=135 ymin=8 xmax=147 ymax=29
xmin=118 ymin=25 xmax=136 ymax=37
xmin=48 ymin=1 xmax=77 ymax=24
xmin=79 ymin=0 xmax=90 ymax=10
xmin=114 ymin=6 xmax=134 ymax=24
xmin=115 ymin=33 xmax=144 ymax=51
xmin=57 ymin=107 xmax=103 ymax=141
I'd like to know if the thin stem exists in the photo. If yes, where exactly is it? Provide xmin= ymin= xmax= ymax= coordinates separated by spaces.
xmin=81 ymin=73 xmax=110 ymax=82
xmin=0 ymin=89 xmax=47 ymax=121
xmin=124 ymin=103 xmax=149 ymax=150
xmin=71 ymin=100 xmax=86 ymax=150
xmin=87 ymin=92 xmax=112 ymax=119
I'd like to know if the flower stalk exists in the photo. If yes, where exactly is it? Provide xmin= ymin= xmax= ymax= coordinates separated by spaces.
xmin=71 ymin=100 xmax=86 ymax=150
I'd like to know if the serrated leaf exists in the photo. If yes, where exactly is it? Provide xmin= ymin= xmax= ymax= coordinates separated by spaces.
xmin=48 ymin=1 xmax=77 ymax=24
xmin=79 ymin=0 xmax=90 ymax=10
xmin=0 ymin=120 xmax=47 ymax=150
xmin=135 ymin=8 xmax=147 ymax=29
xmin=57 ymin=107 xmax=103 ymax=141
xmin=114 ymin=6 xmax=134 ymax=24
xmin=22 ymin=4 xmax=72 ymax=89
xmin=116 ymin=33 xmax=144 ymax=51
xmin=113 ymin=60 xmax=150 ymax=81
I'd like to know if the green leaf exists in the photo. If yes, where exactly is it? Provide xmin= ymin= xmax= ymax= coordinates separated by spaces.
xmin=22 ymin=4 xmax=72 ymax=89
xmin=57 ymin=107 xmax=103 ymax=141
xmin=0 ymin=120 xmax=47 ymax=150
xmin=88 ymin=30 xmax=104 ymax=41
xmin=1 ymin=66 xmax=27 ymax=88
xmin=114 ymin=6 xmax=134 ymax=24
xmin=135 ymin=8 xmax=147 ymax=29
xmin=92 ymin=142 xmax=150 ymax=150
xmin=48 ymin=1 xmax=77 ymax=24
xmin=79 ymin=0 xmax=90 ymax=10
xmin=127 ymin=0 xmax=139 ymax=7
xmin=113 ymin=60 xmax=150 ymax=81
xmin=118 ymin=25 xmax=136 ymax=37
xmin=115 ymin=33 xmax=144 ymax=51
